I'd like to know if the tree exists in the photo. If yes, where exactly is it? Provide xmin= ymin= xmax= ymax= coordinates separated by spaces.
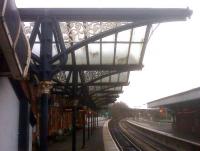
xmin=109 ymin=101 xmax=130 ymax=120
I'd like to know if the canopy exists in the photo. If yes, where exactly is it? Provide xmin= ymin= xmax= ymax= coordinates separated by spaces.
xmin=21 ymin=8 xmax=191 ymax=107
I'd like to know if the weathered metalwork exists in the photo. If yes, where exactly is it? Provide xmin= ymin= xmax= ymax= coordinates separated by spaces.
xmin=72 ymin=105 xmax=77 ymax=151
xmin=19 ymin=8 xmax=192 ymax=22
xmin=39 ymin=19 xmax=54 ymax=151
xmin=20 ymin=6 xmax=192 ymax=108
xmin=10 ymin=80 xmax=30 ymax=151
xmin=0 ymin=3 xmax=193 ymax=151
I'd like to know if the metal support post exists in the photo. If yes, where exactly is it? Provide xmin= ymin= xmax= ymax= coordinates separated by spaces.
xmin=90 ymin=113 xmax=93 ymax=135
xmin=72 ymin=106 xmax=77 ymax=151
xmin=96 ymin=114 xmax=97 ymax=127
xmin=92 ymin=113 xmax=93 ymax=131
xmin=82 ymin=110 xmax=86 ymax=148
xmin=95 ymin=114 xmax=96 ymax=128
xmin=18 ymin=99 xmax=30 ymax=151
xmin=97 ymin=112 xmax=98 ymax=127
xmin=94 ymin=114 xmax=96 ymax=128
xmin=93 ymin=114 xmax=95 ymax=129
xmin=95 ymin=113 xmax=97 ymax=128
xmin=95 ymin=114 xmax=97 ymax=128
xmin=87 ymin=112 xmax=90 ymax=140
xmin=39 ymin=93 xmax=49 ymax=151
xmin=93 ymin=114 xmax=95 ymax=128
xmin=11 ymin=80 xmax=30 ymax=151
xmin=71 ymin=70 xmax=78 ymax=151
xmin=39 ymin=18 xmax=53 ymax=151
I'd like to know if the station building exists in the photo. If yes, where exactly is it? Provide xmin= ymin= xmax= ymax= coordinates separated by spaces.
xmin=148 ymin=87 xmax=200 ymax=136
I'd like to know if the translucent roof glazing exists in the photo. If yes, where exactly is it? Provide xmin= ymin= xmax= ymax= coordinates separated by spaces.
xmin=23 ymin=21 xmax=148 ymax=106
xmin=24 ymin=22 xmax=147 ymax=66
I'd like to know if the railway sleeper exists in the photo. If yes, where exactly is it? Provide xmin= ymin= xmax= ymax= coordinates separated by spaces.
xmin=125 ymin=120 xmax=200 ymax=151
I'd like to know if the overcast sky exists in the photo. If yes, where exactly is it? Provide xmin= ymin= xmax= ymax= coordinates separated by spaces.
xmin=16 ymin=0 xmax=200 ymax=108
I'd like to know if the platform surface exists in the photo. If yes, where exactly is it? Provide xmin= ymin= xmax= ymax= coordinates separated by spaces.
xmin=46 ymin=119 xmax=105 ymax=151
xmin=103 ymin=119 xmax=119 ymax=151
xmin=127 ymin=118 xmax=200 ymax=144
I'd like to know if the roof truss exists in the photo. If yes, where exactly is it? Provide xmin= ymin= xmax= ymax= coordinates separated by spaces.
xmin=21 ymin=7 xmax=191 ymax=107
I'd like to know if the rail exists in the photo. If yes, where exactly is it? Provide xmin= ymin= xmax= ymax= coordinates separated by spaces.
xmin=118 ymin=119 xmax=200 ymax=151
xmin=108 ymin=120 xmax=141 ymax=151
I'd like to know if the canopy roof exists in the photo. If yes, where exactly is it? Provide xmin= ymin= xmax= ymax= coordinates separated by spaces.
xmin=21 ymin=8 xmax=191 ymax=108
xmin=24 ymin=21 xmax=149 ymax=67
xmin=147 ymin=87 xmax=200 ymax=108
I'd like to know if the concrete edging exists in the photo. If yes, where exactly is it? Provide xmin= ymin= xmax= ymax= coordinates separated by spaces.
xmin=103 ymin=119 xmax=120 ymax=151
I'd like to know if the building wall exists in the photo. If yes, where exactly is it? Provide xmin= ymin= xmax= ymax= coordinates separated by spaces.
xmin=174 ymin=109 xmax=200 ymax=135
xmin=0 ymin=77 xmax=19 ymax=151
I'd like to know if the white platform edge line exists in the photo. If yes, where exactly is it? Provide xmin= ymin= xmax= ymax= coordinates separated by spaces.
xmin=103 ymin=119 xmax=120 ymax=151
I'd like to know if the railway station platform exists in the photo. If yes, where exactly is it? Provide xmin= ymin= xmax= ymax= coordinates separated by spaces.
xmin=47 ymin=119 xmax=105 ymax=151
xmin=46 ymin=119 xmax=120 ymax=151
xmin=0 ymin=1 xmax=192 ymax=151
xmin=127 ymin=118 xmax=200 ymax=144
xmin=103 ymin=120 xmax=119 ymax=151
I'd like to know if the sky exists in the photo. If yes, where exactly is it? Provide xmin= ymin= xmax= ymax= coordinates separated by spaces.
xmin=16 ymin=0 xmax=200 ymax=108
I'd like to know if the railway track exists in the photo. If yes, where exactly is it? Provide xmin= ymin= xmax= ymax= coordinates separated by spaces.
xmin=118 ymin=119 xmax=200 ymax=151
xmin=108 ymin=120 xmax=141 ymax=151
xmin=108 ymin=119 xmax=200 ymax=151
xmin=119 ymin=120 xmax=172 ymax=151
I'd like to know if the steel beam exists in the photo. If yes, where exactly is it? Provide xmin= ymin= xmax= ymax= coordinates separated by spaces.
xmin=95 ymin=99 xmax=116 ymax=103
xmin=53 ymin=20 xmax=68 ymax=65
xmin=19 ymin=8 xmax=192 ymax=22
xmin=54 ymin=70 xmax=128 ymax=88
xmin=95 ymin=101 xmax=117 ymax=106
xmin=90 ymin=86 xmax=122 ymax=96
xmin=52 ymin=64 xmax=142 ymax=71
xmin=55 ymin=82 xmax=128 ymax=87
xmin=93 ymin=93 xmax=119 ymax=97
xmin=86 ymin=71 xmax=120 ymax=85
xmin=29 ymin=20 xmax=40 ymax=49
xmin=139 ymin=24 xmax=152 ymax=65
xmin=92 ymin=90 xmax=123 ymax=94
xmin=95 ymin=100 xmax=116 ymax=106
xmin=40 ymin=20 xmax=53 ymax=80
xmin=85 ymin=82 xmax=128 ymax=86
xmin=94 ymin=98 xmax=117 ymax=103
xmin=94 ymin=96 xmax=118 ymax=100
